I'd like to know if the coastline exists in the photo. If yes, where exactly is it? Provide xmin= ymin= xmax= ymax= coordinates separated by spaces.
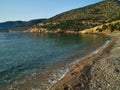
xmin=50 ymin=33 xmax=120 ymax=90
xmin=0 ymin=33 xmax=110 ymax=90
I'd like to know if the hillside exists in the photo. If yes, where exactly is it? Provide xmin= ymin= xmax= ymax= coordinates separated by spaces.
xmin=46 ymin=0 xmax=120 ymax=23
xmin=0 ymin=19 xmax=46 ymax=32
xmin=79 ymin=20 xmax=120 ymax=34
xmin=30 ymin=0 xmax=120 ymax=32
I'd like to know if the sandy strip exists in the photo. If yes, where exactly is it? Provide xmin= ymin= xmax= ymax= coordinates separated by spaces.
xmin=50 ymin=33 xmax=120 ymax=90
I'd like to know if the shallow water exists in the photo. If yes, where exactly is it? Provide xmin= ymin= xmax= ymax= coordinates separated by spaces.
xmin=0 ymin=32 xmax=109 ymax=89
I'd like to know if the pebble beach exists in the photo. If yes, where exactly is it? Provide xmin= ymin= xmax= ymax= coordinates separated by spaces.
xmin=50 ymin=33 xmax=120 ymax=90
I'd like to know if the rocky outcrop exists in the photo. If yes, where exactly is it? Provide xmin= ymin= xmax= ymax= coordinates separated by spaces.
xmin=79 ymin=20 xmax=120 ymax=34
xmin=29 ymin=28 xmax=47 ymax=33
xmin=28 ymin=20 xmax=120 ymax=34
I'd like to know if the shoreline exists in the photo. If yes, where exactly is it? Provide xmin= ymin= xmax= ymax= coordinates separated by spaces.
xmin=0 ymin=33 xmax=111 ymax=90
xmin=50 ymin=33 xmax=118 ymax=90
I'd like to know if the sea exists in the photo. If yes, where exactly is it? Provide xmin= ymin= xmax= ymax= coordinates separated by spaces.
xmin=0 ymin=32 xmax=110 ymax=90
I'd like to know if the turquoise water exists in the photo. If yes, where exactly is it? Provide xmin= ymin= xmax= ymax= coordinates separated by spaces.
xmin=0 ymin=32 xmax=109 ymax=89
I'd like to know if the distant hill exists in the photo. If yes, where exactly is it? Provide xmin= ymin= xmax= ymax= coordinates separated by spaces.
xmin=0 ymin=21 xmax=24 ymax=32
xmin=0 ymin=19 xmax=46 ymax=32
xmin=31 ymin=0 xmax=120 ymax=32
xmin=10 ymin=19 xmax=46 ymax=32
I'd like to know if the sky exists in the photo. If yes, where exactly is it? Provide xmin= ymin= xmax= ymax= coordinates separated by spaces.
xmin=0 ymin=0 xmax=102 ymax=23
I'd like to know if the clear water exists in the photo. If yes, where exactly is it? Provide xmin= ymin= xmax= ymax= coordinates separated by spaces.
xmin=0 ymin=32 xmax=109 ymax=89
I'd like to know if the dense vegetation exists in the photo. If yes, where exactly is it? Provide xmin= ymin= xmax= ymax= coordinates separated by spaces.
xmin=35 ymin=19 xmax=100 ymax=31
xmin=46 ymin=0 xmax=120 ymax=23
xmin=33 ymin=0 xmax=120 ymax=31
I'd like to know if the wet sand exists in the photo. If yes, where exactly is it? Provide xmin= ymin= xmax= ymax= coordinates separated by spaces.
xmin=50 ymin=33 xmax=120 ymax=90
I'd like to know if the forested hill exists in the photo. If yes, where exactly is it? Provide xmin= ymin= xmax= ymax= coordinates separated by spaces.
xmin=46 ymin=0 xmax=120 ymax=23
xmin=30 ymin=0 xmax=120 ymax=32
